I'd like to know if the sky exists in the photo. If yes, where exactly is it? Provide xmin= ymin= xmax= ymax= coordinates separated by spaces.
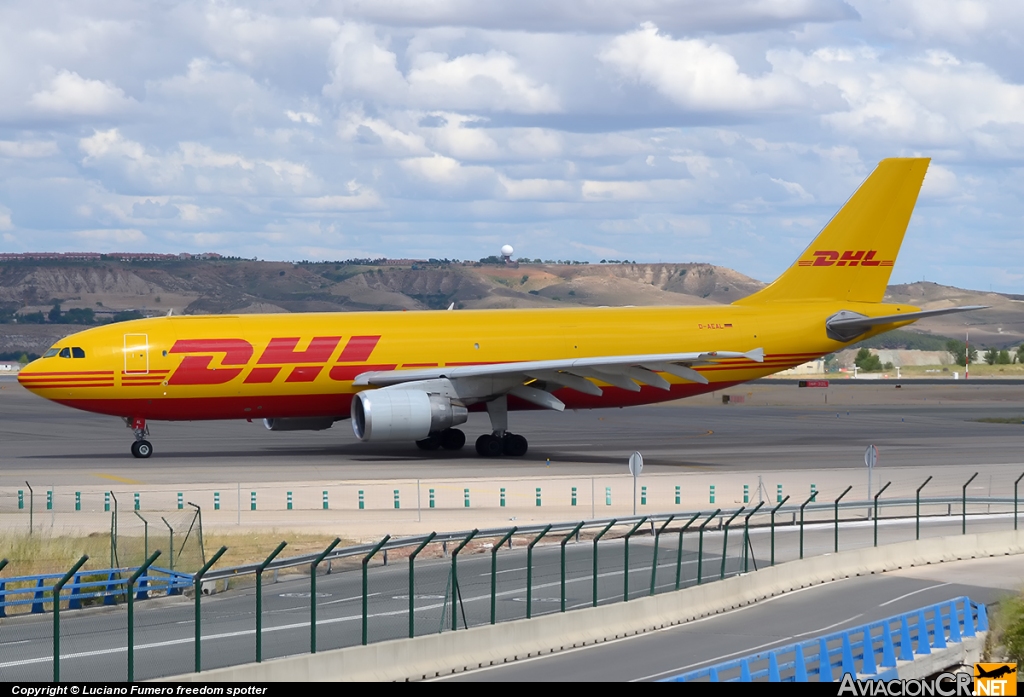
xmin=1 ymin=1 xmax=1023 ymax=292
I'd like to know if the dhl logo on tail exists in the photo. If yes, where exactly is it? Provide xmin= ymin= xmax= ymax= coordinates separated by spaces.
xmin=797 ymin=250 xmax=895 ymax=267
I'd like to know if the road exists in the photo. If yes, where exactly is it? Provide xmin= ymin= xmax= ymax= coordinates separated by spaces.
xmin=441 ymin=554 xmax=1024 ymax=682
xmin=0 ymin=514 xmax=1019 ymax=681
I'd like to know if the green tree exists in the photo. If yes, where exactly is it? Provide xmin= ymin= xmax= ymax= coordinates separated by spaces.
xmin=998 ymin=349 xmax=1012 ymax=365
xmin=1016 ymin=345 xmax=1024 ymax=364
xmin=18 ymin=311 xmax=45 ymax=324
xmin=945 ymin=339 xmax=978 ymax=366
xmin=110 ymin=310 xmax=145 ymax=323
xmin=855 ymin=347 xmax=883 ymax=372
xmin=48 ymin=303 xmax=62 ymax=323
xmin=984 ymin=347 xmax=999 ymax=365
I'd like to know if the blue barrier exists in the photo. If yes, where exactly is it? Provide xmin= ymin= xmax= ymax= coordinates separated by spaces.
xmin=0 ymin=565 xmax=192 ymax=617
xmin=661 ymin=596 xmax=987 ymax=682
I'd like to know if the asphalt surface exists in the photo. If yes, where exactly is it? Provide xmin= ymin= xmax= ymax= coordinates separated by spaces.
xmin=0 ymin=514 xmax=1019 ymax=681
xmin=1 ymin=379 xmax=1024 ymax=485
xmin=440 ymin=554 xmax=1024 ymax=682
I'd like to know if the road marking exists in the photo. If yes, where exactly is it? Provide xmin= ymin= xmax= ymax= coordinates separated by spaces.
xmin=879 ymin=583 xmax=952 ymax=607
xmin=430 ymin=578 xmax=850 ymax=681
xmin=91 ymin=472 xmax=143 ymax=485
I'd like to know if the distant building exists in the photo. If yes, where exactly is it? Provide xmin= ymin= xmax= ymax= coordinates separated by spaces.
xmin=776 ymin=359 xmax=826 ymax=376
xmin=0 ymin=252 xmax=223 ymax=262
xmin=0 ymin=361 xmax=20 ymax=372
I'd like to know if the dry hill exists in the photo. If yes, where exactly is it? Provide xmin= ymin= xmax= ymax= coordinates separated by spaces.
xmin=0 ymin=259 xmax=1019 ymax=355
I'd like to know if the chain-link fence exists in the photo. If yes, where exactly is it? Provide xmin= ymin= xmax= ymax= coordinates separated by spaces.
xmin=2 ymin=484 xmax=1023 ymax=682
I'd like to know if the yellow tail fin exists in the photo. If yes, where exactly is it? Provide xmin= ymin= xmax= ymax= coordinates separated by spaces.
xmin=735 ymin=157 xmax=930 ymax=304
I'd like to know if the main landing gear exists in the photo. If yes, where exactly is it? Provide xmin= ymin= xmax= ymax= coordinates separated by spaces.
xmin=124 ymin=416 xmax=153 ymax=459
xmin=413 ymin=395 xmax=531 ymax=457
xmin=473 ymin=395 xmax=528 ymax=458
xmin=416 ymin=428 xmax=467 ymax=451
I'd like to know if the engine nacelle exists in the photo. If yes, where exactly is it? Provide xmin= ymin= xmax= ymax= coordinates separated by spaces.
xmin=263 ymin=417 xmax=336 ymax=432
xmin=352 ymin=389 xmax=468 ymax=442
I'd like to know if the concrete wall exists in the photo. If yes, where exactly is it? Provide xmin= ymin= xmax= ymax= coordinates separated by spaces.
xmin=162 ymin=529 xmax=1024 ymax=682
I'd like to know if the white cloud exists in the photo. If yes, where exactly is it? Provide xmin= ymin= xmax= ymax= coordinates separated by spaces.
xmin=771 ymin=177 xmax=814 ymax=200
xmin=774 ymin=46 xmax=1024 ymax=146
xmin=0 ymin=140 xmax=59 ymax=157
xmin=30 ymin=70 xmax=134 ymax=116
xmin=0 ymin=205 xmax=12 ymax=230
xmin=599 ymin=23 xmax=804 ymax=111
xmin=286 ymin=110 xmax=321 ymax=125
xmin=324 ymin=23 xmax=560 ymax=113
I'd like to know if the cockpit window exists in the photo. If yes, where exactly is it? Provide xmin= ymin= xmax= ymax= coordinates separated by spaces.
xmin=43 ymin=348 xmax=59 ymax=358
xmin=58 ymin=347 xmax=71 ymax=358
xmin=72 ymin=347 xmax=85 ymax=358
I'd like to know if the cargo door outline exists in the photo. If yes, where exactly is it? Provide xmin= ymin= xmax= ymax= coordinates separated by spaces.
xmin=124 ymin=334 xmax=149 ymax=375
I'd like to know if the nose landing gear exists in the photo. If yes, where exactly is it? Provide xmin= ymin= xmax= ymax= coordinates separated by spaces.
xmin=124 ymin=416 xmax=153 ymax=459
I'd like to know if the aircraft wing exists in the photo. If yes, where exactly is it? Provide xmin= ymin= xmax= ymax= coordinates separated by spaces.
xmin=353 ymin=348 xmax=764 ymax=409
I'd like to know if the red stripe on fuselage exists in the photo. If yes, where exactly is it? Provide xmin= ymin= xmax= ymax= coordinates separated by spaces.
xmin=50 ymin=380 xmax=743 ymax=421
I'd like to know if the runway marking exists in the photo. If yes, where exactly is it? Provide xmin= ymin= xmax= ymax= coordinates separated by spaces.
xmin=91 ymin=472 xmax=143 ymax=485
xmin=879 ymin=582 xmax=951 ymax=607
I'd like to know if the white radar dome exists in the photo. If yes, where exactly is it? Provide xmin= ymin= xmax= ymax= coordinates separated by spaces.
xmin=501 ymin=244 xmax=514 ymax=257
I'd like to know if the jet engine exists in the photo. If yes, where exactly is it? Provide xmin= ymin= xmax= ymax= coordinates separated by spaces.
xmin=263 ymin=417 xmax=337 ymax=431
xmin=352 ymin=388 xmax=468 ymax=441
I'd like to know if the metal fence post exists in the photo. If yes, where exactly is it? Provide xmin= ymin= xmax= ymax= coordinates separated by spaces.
xmin=407 ymin=533 xmax=436 ymax=638
xmin=799 ymin=494 xmax=814 ymax=559
xmin=450 ymin=530 xmax=478 ymax=631
xmin=256 ymin=541 xmax=287 ymax=662
xmin=743 ymin=502 xmax=764 ymax=573
xmin=915 ymin=476 xmax=932 ymax=540
xmin=25 ymin=481 xmax=33 ymax=535
xmin=52 ymin=555 xmax=88 ymax=682
xmin=650 ymin=516 xmax=675 ymax=596
xmin=874 ymin=481 xmax=891 ymax=547
xmin=593 ymin=519 xmax=616 ymax=606
xmin=127 ymin=551 xmax=161 ymax=682
xmin=362 ymin=535 xmax=390 ymax=644
xmin=561 ymin=522 xmax=585 ymax=612
xmin=491 ymin=527 xmax=516 ymax=624
xmin=194 ymin=546 xmax=227 ymax=673
xmin=770 ymin=496 xmax=789 ymax=566
xmin=1016 ymin=473 xmax=1024 ymax=531
xmin=833 ymin=486 xmax=852 ymax=553
xmin=526 ymin=525 xmax=552 ymax=619
xmin=720 ymin=507 xmax=744 ymax=580
xmin=675 ymin=512 xmax=700 ymax=590
xmin=962 ymin=472 xmax=978 ymax=535
xmin=133 ymin=511 xmax=149 ymax=561
xmin=311 ymin=538 xmax=342 ymax=652
xmin=622 ymin=517 xmax=648 ymax=602
xmin=160 ymin=516 xmax=174 ymax=571
xmin=696 ymin=509 xmax=721 ymax=585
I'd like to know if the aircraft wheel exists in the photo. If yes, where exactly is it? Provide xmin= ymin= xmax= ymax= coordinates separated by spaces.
xmin=416 ymin=434 xmax=441 ymax=450
xmin=440 ymin=428 xmax=466 ymax=451
xmin=503 ymin=433 xmax=528 ymax=457
xmin=132 ymin=440 xmax=153 ymax=459
xmin=475 ymin=434 xmax=503 ymax=457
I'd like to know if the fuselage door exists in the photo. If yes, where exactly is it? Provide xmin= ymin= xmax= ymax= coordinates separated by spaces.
xmin=124 ymin=334 xmax=149 ymax=375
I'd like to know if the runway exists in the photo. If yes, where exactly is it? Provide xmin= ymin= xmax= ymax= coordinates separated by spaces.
xmin=2 ymin=379 xmax=1024 ymax=485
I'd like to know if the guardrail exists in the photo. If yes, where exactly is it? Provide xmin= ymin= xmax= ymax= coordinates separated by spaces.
xmin=0 ymin=565 xmax=192 ymax=617
xmin=661 ymin=596 xmax=988 ymax=682
xmin=2 ymin=486 xmax=1022 ymax=682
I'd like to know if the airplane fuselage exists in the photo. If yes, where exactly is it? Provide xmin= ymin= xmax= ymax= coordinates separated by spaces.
xmin=18 ymin=300 xmax=911 ymax=422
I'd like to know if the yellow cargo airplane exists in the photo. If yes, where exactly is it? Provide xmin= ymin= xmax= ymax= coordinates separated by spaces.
xmin=18 ymin=158 xmax=982 ymax=458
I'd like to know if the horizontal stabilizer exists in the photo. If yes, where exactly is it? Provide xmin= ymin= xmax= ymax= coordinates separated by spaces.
xmin=826 ymin=306 xmax=987 ymax=342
